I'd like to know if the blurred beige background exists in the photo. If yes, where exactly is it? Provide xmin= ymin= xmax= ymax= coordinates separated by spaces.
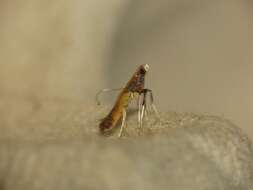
xmin=0 ymin=0 xmax=127 ymax=103
xmin=0 ymin=0 xmax=253 ymax=139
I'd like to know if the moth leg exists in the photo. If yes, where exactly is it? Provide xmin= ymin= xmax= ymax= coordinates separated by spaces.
xmin=144 ymin=107 xmax=149 ymax=120
xmin=137 ymin=94 xmax=142 ymax=126
xmin=118 ymin=108 xmax=127 ymax=137
xmin=140 ymin=104 xmax=145 ymax=127
xmin=139 ymin=90 xmax=148 ymax=128
xmin=145 ymin=89 xmax=160 ymax=118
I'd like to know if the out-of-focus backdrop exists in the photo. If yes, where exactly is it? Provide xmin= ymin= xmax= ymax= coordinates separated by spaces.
xmin=0 ymin=0 xmax=253 ymax=139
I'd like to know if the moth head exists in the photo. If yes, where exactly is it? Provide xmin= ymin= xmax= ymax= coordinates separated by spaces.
xmin=143 ymin=64 xmax=149 ymax=72
xmin=139 ymin=64 xmax=149 ymax=74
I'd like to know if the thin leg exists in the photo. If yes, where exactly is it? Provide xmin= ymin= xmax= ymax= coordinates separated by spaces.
xmin=145 ymin=89 xmax=160 ymax=118
xmin=137 ymin=94 xmax=142 ymax=126
xmin=144 ymin=107 xmax=149 ymax=120
xmin=138 ymin=89 xmax=159 ymax=127
xmin=140 ymin=104 xmax=145 ymax=127
xmin=151 ymin=103 xmax=159 ymax=117
xmin=138 ymin=94 xmax=143 ymax=127
xmin=118 ymin=108 xmax=127 ymax=137
xmin=139 ymin=90 xmax=147 ymax=128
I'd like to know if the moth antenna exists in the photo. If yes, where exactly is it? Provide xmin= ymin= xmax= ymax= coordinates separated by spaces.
xmin=95 ymin=88 xmax=122 ymax=105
